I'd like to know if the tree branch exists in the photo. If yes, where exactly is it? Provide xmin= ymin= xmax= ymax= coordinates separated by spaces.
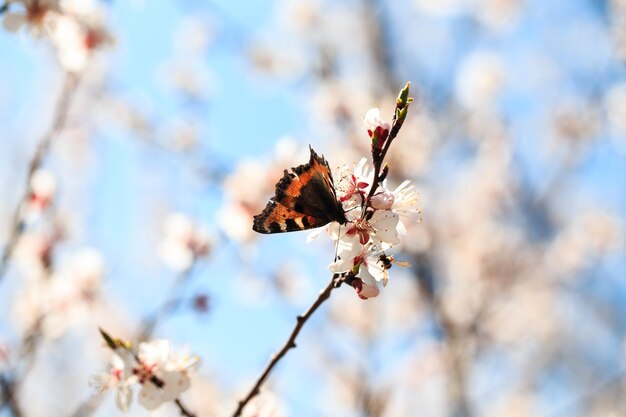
xmin=175 ymin=398 xmax=197 ymax=417
xmin=0 ymin=375 xmax=24 ymax=417
xmin=0 ymin=72 xmax=80 ymax=284
xmin=231 ymin=274 xmax=346 ymax=417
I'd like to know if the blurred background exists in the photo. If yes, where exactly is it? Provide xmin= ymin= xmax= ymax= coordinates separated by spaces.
xmin=0 ymin=0 xmax=625 ymax=416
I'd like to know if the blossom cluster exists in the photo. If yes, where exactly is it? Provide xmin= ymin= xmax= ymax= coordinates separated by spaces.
xmin=1 ymin=0 xmax=112 ymax=72
xmin=327 ymin=86 xmax=419 ymax=299
xmin=91 ymin=333 xmax=200 ymax=412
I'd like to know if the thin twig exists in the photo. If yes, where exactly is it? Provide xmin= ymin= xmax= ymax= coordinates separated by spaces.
xmin=231 ymin=274 xmax=346 ymax=417
xmin=0 ymin=375 xmax=24 ymax=417
xmin=359 ymin=104 xmax=409 ymax=225
xmin=175 ymin=398 xmax=197 ymax=417
xmin=0 ymin=72 xmax=80 ymax=283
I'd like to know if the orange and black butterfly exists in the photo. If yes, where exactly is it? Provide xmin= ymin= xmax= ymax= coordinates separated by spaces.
xmin=252 ymin=146 xmax=348 ymax=234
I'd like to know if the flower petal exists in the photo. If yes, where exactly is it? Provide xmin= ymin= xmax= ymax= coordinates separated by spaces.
xmin=365 ymin=257 xmax=386 ymax=283
xmin=357 ymin=281 xmax=380 ymax=299
xmin=138 ymin=383 xmax=164 ymax=410
xmin=306 ymin=227 xmax=325 ymax=243
xmin=161 ymin=370 xmax=190 ymax=401
xmin=328 ymin=257 xmax=352 ymax=273
xmin=115 ymin=384 xmax=133 ymax=412
xmin=2 ymin=13 xmax=26 ymax=33
xmin=370 ymin=191 xmax=395 ymax=210
xmin=370 ymin=211 xmax=400 ymax=245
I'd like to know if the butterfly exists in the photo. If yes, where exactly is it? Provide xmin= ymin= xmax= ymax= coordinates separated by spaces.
xmin=252 ymin=146 xmax=348 ymax=234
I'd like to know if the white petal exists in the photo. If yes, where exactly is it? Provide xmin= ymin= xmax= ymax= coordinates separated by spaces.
xmin=306 ymin=227 xmax=325 ymax=243
xmin=164 ymin=213 xmax=194 ymax=240
xmin=159 ymin=240 xmax=193 ymax=271
xmin=138 ymin=383 xmax=164 ymax=411
xmin=115 ymin=384 xmax=133 ymax=412
xmin=328 ymin=257 xmax=352 ymax=273
xmin=358 ymin=264 xmax=377 ymax=286
xmin=354 ymin=158 xmax=368 ymax=175
xmin=370 ymin=211 xmax=400 ymax=245
xmin=114 ymin=350 xmax=139 ymax=381
xmin=57 ymin=45 xmax=88 ymax=72
xmin=326 ymin=222 xmax=342 ymax=240
xmin=336 ymin=233 xmax=361 ymax=255
xmin=365 ymin=258 xmax=386 ymax=283
xmin=88 ymin=374 xmax=111 ymax=393
xmin=370 ymin=191 xmax=395 ymax=210
xmin=393 ymin=179 xmax=413 ymax=194
xmin=173 ymin=352 xmax=202 ymax=371
xmin=397 ymin=220 xmax=408 ymax=237
xmin=329 ymin=233 xmax=364 ymax=273
xmin=363 ymin=108 xmax=385 ymax=130
xmin=161 ymin=370 xmax=190 ymax=400
xmin=2 ymin=13 xmax=26 ymax=32
xmin=139 ymin=339 xmax=171 ymax=366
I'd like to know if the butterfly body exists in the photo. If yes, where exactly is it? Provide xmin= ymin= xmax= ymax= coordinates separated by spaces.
xmin=253 ymin=147 xmax=348 ymax=234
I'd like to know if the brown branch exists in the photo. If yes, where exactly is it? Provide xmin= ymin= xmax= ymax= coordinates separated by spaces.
xmin=0 ymin=72 xmax=80 ymax=283
xmin=231 ymin=274 xmax=346 ymax=417
xmin=0 ymin=375 xmax=24 ymax=417
xmin=175 ymin=398 xmax=197 ymax=417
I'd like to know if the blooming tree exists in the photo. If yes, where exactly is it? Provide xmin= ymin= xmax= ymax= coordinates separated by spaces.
xmin=0 ymin=1 xmax=625 ymax=417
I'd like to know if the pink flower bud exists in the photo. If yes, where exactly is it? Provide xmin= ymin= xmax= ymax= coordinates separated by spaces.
xmin=351 ymin=278 xmax=380 ymax=300
xmin=28 ymin=169 xmax=56 ymax=211
xmin=369 ymin=191 xmax=395 ymax=210
xmin=363 ymin=108 xmax=390 ymax=148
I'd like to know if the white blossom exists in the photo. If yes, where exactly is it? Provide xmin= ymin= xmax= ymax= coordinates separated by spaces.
xmin=455 ymin=51 xmax=505 ymax=110
xmin=329 ymin=241 xmax=388 ymax=299
xmin=335 ymin=158 xmax=372 ymax=207
xmin=158 ymin=213 xmax=212 ymax=271
xmin=92 ymin=339 xmax=200 ymax=412
xmin=363 ymin=107 xmax=390 ymax=134
xmin=1 ymin=0 xmax=61 ymax=37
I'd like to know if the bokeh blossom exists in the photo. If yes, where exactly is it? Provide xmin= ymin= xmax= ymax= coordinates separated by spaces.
xmin=1 ymin=0 xmax=61 ymax=36
xmin=1 ymin=0 xmax=112 ymax=71
xmin=158 ymin=212 xmax=213 ymax=271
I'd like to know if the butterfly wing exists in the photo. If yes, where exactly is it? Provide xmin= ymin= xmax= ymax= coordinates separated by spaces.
xmin=253 ymin=200 xmax=330 ymax=234
xmin=252 ymin=147 xmax=347 ymax=234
